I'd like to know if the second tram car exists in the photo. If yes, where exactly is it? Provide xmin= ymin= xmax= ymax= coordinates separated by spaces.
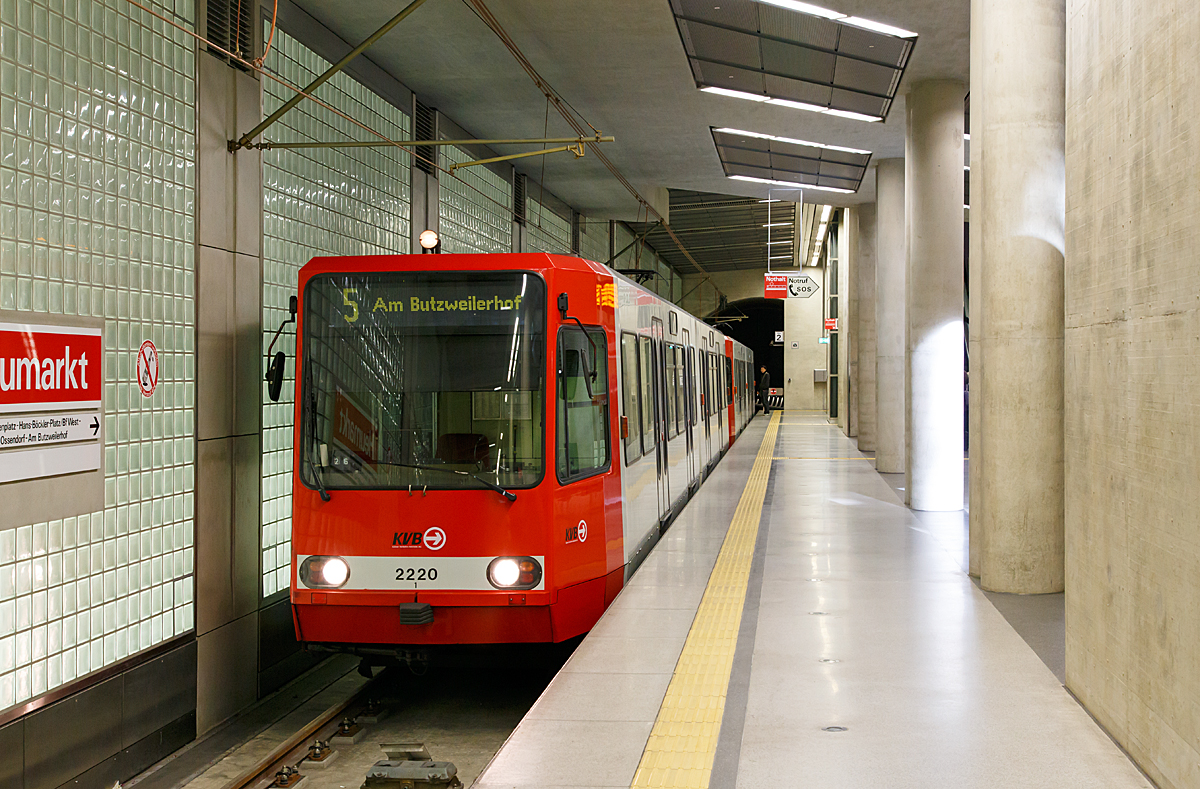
xmin=285 ymin=253 xmax=753 ymax=658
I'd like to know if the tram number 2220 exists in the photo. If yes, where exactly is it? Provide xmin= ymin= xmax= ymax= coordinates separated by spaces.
xmin=395 ymin=567 xmax=438 ymax=582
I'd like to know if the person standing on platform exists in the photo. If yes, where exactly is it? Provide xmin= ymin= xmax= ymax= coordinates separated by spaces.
xmin=759 ymin=365 xmax=772 ymax=415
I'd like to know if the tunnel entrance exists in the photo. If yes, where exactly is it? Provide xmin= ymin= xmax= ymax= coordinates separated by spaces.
xmin=708 ymin=297 xmax=784 ymax=397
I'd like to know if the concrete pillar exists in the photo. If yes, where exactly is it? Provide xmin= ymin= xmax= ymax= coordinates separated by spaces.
xmin=974 ymin=0 xmax=1065 ymax=592
xmin=905 ymin=80 xmax=966 ymax=512
xmin=842 ymin=208 xmax=856 ymax=436
xmin=195 ymin=54 xmax=264 ymax=733
xmin=856 ymin=204 xmax=878 ymax=451
xmin=967 ymin=0 xmax=985 ymax=577
xmin=874 ymin=159 xmax=906 ymax=473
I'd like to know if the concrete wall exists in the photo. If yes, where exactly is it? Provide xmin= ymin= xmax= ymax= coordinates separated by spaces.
xmin=681 ymin=269 xmax=768 ymax=316
xmin=784 ymin=266 xmax=828 ymax=411
xmin=1065 ymin=0 xmax=1200 ymax=786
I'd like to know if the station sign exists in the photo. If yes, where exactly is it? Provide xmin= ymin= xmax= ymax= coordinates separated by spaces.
xmin=765 ymin=272 xmax=820 ymax=299
xmin=0 ymin=322 xmax=103 ymax=483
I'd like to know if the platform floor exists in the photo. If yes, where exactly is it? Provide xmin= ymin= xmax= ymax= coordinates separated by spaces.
xmin=474 ymin=412 xmax=1152 ymax=789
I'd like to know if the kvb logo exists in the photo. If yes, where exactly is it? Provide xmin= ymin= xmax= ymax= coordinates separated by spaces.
xmin=392 ymin=531 xmax=424 ymax=548
xmin=565 ymin=519 xmax=588 ymax=544
xmin=423 ymin=526 xmax=447 ymax=551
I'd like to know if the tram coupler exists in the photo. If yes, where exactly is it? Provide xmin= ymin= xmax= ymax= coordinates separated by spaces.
xmin=271 ymin=765 xmax=304 ymax=787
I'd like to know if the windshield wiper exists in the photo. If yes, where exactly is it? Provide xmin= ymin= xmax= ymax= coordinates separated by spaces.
xmin=379 ymin=461 xmax=517 ymax=502
xmin=305 ymin=369 xmax=331 ymax=502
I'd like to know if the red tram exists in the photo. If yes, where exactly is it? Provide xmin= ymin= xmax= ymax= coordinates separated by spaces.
xmin=283 ymin=253 xmax=753 ymax=660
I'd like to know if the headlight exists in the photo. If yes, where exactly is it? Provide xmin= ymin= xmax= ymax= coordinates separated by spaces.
xmin=299 ymin=555 xmax=351 ymax=589
xmin=487 ymin=556 xmax=542 ymax=590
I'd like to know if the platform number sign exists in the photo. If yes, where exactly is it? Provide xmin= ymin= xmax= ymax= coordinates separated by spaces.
xmin=137 ymin=340 xmax=158 ymax=397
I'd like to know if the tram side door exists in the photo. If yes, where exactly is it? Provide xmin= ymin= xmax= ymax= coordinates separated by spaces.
xmin=681 ymin=329 xmax=695 ymax=483
xmin=651 ymin=318 xmax=670 ymax=520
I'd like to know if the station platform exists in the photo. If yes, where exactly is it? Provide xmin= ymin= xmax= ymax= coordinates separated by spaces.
xmin=474 ymin=412 xmax=1153 ymax=789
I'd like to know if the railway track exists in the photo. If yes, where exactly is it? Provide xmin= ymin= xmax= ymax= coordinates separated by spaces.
xmin=185 ymin=646 xmax=574 ymax=789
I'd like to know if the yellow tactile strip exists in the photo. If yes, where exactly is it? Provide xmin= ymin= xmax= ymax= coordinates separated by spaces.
xmin=631 ymin=411 xmax=781 ymax=789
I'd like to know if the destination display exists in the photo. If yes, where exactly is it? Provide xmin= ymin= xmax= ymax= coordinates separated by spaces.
xmin=314 ymin=272 xmax=545 ymax=329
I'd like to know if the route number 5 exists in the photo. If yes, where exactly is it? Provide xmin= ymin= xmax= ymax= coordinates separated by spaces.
xmin=342 ymin=288 xmax=359 ymax=323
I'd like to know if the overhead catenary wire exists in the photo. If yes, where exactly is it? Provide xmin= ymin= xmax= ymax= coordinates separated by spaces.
xmin=459 ymin=0 xmax=725 ymax=303
xmin=255 ymin=0 xmax=279 ymax=69
xmin=120 ymin=0 xmax=523 ymax=221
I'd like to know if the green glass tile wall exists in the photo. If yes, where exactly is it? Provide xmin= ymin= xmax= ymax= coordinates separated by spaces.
xmin=260 ymin=29 xmax=410 ymax=598
xmin=438 ymin=144 xmax=511 ymax=254
xmin=525 ymin=190 xmax=570 ymax=255
xmin=0 ymin=0 xmax=197 ymax=712
xmin=579 ymin=216 xmax=608 ymax=264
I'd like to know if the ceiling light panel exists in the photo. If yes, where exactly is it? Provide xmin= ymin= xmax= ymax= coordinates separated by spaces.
xmin=671 ymin=0 xmax=917 ymax=122
xmin=713 ymin=127 xmax=871 ymax=194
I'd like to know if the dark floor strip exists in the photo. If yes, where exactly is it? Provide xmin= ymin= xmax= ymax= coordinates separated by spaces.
xmin=709 ymin=459 xmax=777 ymax=786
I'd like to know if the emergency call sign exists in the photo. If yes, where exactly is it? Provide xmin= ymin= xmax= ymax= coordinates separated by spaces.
xmin=0 ymin=322 xmax=103 ymax=483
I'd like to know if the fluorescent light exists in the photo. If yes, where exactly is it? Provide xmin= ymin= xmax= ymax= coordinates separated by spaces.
xmin=701 ymin=86 xmax=768 ymax=102
xmin=754 ymin=0 xmax=844 ymax=20
xmin=765 ymin=97 xmax=827 ymax=113
xmin=841 ymin=16 xmax=918 ymax=38
xmin=964 ymin=165 xmax=970 ymax=171
xmin=964 ymin=133 xmax=971 ymax=140
xmin=730 ymin=174 xmax=855 ymax=194
xmin=823 ymin=142 xmax=875 ymax=155
xmin=758 ymin=199 xmax=783 ymax=203
xmin=716 ymin=127 xmax=871 ymax=156
xmin=714 ymin=127 xmax=776 ymax=140
xmin=820 ymin=204 xmax=833 ymax=222
xmin=823 ymin=109 xmax=883 ymax=123
xmin=763 ymin=222 xmax=790 ymax=227
xmin=769 ymin=255 xmax=792 ymax=260
xmin=753 ymin=0 xmax=919 ymax=38
xmin=964 ymin=204 xmax=970 ymax=209
xmin=767 ymin=240 xmax=791 ymax=244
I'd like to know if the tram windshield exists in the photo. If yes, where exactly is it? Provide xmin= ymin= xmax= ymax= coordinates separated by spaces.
xmin=299 ymin=271 xmax=546 ymax=492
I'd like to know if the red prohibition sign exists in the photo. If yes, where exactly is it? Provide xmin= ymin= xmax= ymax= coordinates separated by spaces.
xmin=137 ymin=340 xmax=159 ymax=397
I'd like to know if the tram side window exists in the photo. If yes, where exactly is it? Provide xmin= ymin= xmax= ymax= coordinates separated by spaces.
xmin=620 ymin=333 xmax=642 ymax=464
xmin=639 ymin=335 xmax=655 ymax=455
xmin=726 ymin=357 xmax=733 ymax=407
xmin=666 ymin=345 xmax=678 ymax=439
xmin=557 ymin=327 xmax=610 ymax=482
xmin=674 ymin=346 xmax=686 ymax=435
xmin=709 ymin=353 xmax=718 ymax=416
xmin=702 ymin=352 xmax=712 ymax=418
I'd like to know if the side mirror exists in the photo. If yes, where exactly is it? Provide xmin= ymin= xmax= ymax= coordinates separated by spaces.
xmin=266 ymin=295 xmax=299 ymax=402
xmin=266 ymin=351 xmax=286 ymax=402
